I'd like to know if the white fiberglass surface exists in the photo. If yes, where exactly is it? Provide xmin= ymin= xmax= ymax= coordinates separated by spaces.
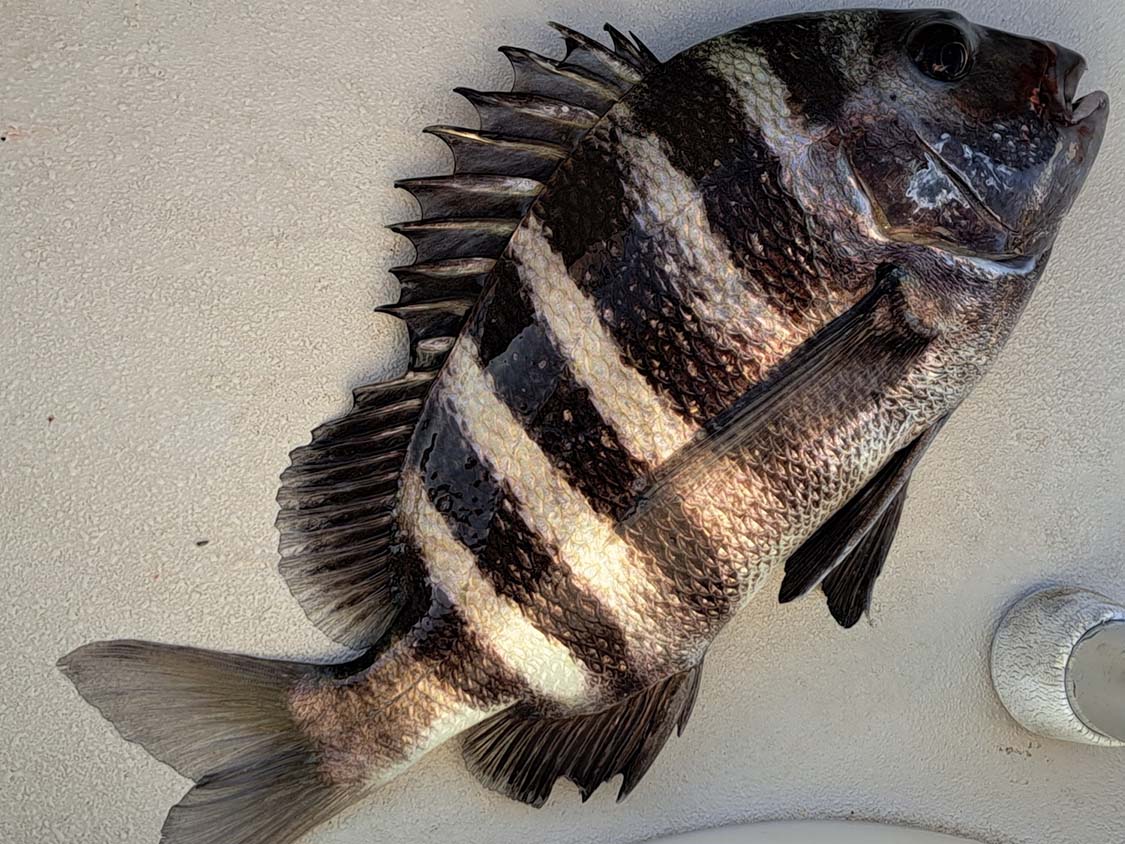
xmin=651 ymin=821 xmax=983 ymax=843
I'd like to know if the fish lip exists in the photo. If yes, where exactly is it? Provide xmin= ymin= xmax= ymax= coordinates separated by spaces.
xmin=1049 ymin=49 xmax=1109 ymax=127
xmin=1068 ymin=90 xmax=1110 ymax=126
xmin=1041 ymin=48 xmax=1108 ymax=128
xmin=1062 ymin=53 xmax=1087 ymax=106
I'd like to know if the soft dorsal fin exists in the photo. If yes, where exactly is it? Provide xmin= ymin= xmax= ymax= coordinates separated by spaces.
xmin=778 ymin=417 xmax=948 ymax=626
xmin=276 ymin=24 xmax=659 ymax=649
xmin=462 ymin=664 xmax=703 ymax=807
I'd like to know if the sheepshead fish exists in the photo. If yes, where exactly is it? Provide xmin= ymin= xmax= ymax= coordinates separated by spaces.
xmin=59 ymin=9 xmax=1107 ymax=844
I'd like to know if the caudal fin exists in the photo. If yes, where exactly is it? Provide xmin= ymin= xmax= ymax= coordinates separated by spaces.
xmin=58 ymin=640 xmax=361 ymax=844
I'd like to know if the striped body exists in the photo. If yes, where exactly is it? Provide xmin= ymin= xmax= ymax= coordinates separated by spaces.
xmin=299 ymin=34 xmax=1017 ymax=782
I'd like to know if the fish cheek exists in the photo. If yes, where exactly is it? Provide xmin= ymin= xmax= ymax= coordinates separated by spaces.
xmin=845 ymin=116 xmax=1012 ymax=256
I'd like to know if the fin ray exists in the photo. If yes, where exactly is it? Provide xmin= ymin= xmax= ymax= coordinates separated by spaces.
xmin=455 ymin=88 xmax=598 ymax=145
xmin=821 ymin=486 xmax=908 ymax=628
xmin=778 ymin=417 xmax=948 ymax=615
xmin=549 ymin=21 xmax=646 ymax=85
xmin=389 ymin=258 xmax=497 ymax=305
xmin=276 ymin=370 xmax=437 ymax=649
xmin=58 ymin=640 xmax=361 ymax=844
xmin=499 ymin=46 xmax=624 ymax=111
xmin=603 ymin=24 xmax=660 ymax=71
xmin=424 ymin=125 xmax=569 ymax=180
xmin=281 ymin=23 xmax=658 ymax=648
xmin=462 ymin=663 xmax=703 ymax=807
xmin=395 ymin=175 xmax=540 ymax=221
xmin=631 ymin=269 xmax=929 ymax=520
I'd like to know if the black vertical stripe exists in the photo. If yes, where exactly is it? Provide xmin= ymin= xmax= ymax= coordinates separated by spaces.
xmin=473 ymin=485 xmax=641 ymax=695
xmin=481 ymin=318 xmax=650 ymax=520
xmin=477 ymin=308 xmax=564 ymax=424
xmin=532 ymin=120 xmax=634 ymax=274
xmin=622 ymin=498 xmax=741 ymax=630
xmin=474 ymin=257 xmax=537 ymax=365
xmin=730 ymin=15 xmax=860 ymax=127
xmin=516 ymin=363 xmax=650 ymax=520
xmin=627 ymin=51 xmax=753 ymax=184
xmin=414 ymin=400 xmax=501 ymax=553
xmin=629 ymin=52 xmax=844 ymax=332
xmin=467 ymin=240 xmax=652 ymax=519
xmin=412 ymin=590 xmax=531 ymax=708
xmin=530 ymin=113 xmax=751 ymax=425
xmin=589 ymin=237 xmax=752 ymax=422
xmin=414 ymin=388 xmax=640 ymax=692
xmin=522 ymin=59 xmax=846 ymax=428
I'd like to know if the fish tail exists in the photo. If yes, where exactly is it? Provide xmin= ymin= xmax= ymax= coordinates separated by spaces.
xmin=57 ymin=639 xmax=363 ymax=844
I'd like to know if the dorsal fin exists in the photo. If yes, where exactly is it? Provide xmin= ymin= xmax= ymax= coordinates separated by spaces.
xmin=549 ymin=22 xmax=646 ymax=85
xmin=276 ymin=24 xmax=660 ymax=649
xmin=422 ymin=126 xmax=569 ymax=180
xmin=455 ymin=89 xmax=598 ymax=146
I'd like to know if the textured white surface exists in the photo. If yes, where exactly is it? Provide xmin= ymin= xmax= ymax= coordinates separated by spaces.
xmin=1 ymin=1 xmax=1123 ymax=844
xmin=659 ymin=820 xmax=982 ymax=842
xmin=991 ymin=588 xmax=1125 ymax=746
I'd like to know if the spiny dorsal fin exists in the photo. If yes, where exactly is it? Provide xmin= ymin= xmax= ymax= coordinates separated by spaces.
xmin=549 ymin=22 xmax=646 ymax=85
xmin=394 ymin=175 xmax=541 ymax=220
xmin=389 ymin=257 xmax=497 ymax=305
xmin=278 ymin=24 xmax=659 ymax=650
xmin=454 ymin=89 xmax=598 ymax=146
xmin=386 ymin=21 xmax=659 ymax=360
xmin=462 ymin=664 xmax=703 ymax=807
xmin=422 ymin=125 xmax=569 ymax=180
xmin=602 ymin=24 xmax=660 ymax=71
xmin=499 ymin=46 xmax=626 ymax=111
xmin=386 ymin=218 xmax=520 ymax=264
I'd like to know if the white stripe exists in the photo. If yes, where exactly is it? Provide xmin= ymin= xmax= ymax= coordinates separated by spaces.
xmin=400 ymin=469 xmax=589 ymax=707
xmin=704 ymin=46 xmax=820 ymax=199
xmin=509 ymin=214 xmax=697 ymax=465
xmin=373 ymin=687 xmax=500 ymax=787
xmin=703 ymin=44 xmax=884 ymax=245
xmin=612 ymin=117 xmax=813 ymax=374
xmin=441 ymin=338 xmax=669 ymax=656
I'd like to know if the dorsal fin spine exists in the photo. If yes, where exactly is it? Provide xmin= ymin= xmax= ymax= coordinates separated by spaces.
xmin=498 ymin=45 xmax=624 ymax=110
xmin=454 ymin=88 xmax=599 ymax=145
xmin=394 ymin=176 xmax=541 ymax=221
xmin=422 ymin=125 xmax=568 ymax=180
xmin=547 ymin=21 xmax=645 ymax=84
xmin=277 ymin=24 xmax=659 ymax=649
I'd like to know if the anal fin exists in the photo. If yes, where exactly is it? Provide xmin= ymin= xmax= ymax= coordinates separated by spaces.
xmin=778 ymin=417 xmax=948 ymax=626
xmin=462 ymin=663 xmax=703 ymax=807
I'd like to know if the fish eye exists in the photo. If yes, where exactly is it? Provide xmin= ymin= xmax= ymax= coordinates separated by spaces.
xmin=907 ymin=21 xmax=974 ymax=82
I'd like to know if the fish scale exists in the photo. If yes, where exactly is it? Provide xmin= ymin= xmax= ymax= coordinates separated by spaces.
xmin=57 ymin=12 xmax=1107 ymax=844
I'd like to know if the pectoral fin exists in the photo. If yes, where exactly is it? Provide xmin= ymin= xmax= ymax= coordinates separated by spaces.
xmin=461 ymin=663 xmax=703 ymax=807
xmin=778 ymin=417 xmax=948 ymax=626
xmin=631 ymin=265 xmax=931 ymax=519
xmin=820 ymin=485 xmax=907 ymax=628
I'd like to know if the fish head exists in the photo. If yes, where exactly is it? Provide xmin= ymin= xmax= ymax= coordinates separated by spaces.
xmin=823 ymin=9 xmax=1109 ymax=263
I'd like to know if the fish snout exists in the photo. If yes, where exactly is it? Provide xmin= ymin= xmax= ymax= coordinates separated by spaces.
xmin=1042 ymin=42 xmax=1109 ymax=129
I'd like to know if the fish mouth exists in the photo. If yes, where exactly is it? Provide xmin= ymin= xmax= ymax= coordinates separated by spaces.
xmin=1044 ymin=48 xmax=1110 ymax=127
xmin=1069 ymin=89 xmax=1110 ymax=126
